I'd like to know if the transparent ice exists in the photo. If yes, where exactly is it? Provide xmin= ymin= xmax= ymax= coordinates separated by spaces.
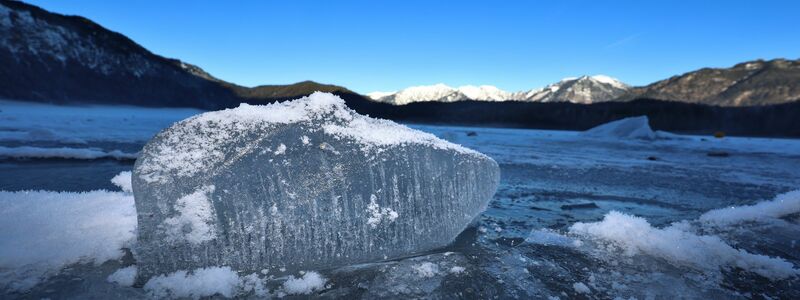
xmin=132 ymin=93 xmax=500 ymax=283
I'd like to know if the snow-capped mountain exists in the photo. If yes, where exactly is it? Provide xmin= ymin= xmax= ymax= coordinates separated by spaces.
xmin=517 ymin=75 xmax=630 ymax=104
xmin=369 ymin=75 xmax=630 ymax=105
xmin=368 ymin=84 xmax=514 ymax=105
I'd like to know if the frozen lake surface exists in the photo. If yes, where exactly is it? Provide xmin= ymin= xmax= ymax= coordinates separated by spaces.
xmin=1 ymin=101 xmax=799 ymax=299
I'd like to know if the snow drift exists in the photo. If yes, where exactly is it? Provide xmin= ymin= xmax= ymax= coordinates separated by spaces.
xmin=0 ymin=188 xmax=136 ymax=291
xmin=570 ymin=212 xmax=797 ymax=280
xmin=699 ymin=190 xmax=800 ymax=226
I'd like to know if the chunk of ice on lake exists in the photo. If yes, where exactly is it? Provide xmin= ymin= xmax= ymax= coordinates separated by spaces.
xmin=133 ymin=92 xmax=500 ymax=283
xmin=582 ymin=116 xmax=677 ymax=140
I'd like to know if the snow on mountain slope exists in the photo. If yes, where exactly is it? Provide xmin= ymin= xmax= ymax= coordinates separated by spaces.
xmin=0 ymin=1 xmax=154 ymax=77
xmin=370 ymin=84 xmax=469 ymax=105
xmin=366 ymin=91 xmax=396 ymax=100
xmin=369 ymin=75 xmax=630 ymax=105
xmin=524 ymin=75 xmax=630 ymax=104
xmin=590 ymin=75 xmax=629 ymax=89
xmin=457 ymin=85 xmax=512 ymax=101
xmin=0 ymin=0 xmax=238 ymax=108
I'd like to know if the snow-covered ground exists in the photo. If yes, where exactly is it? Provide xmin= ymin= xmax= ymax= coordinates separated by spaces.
xmin=1 ymin=101 xmax=800 ymax=298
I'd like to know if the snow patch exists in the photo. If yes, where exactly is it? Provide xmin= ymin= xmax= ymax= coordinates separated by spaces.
xmin=321 ymin=111 xmax=477 ymax=155
xmin=160 ymin=185 xmax=217 ymax=244
xmin=699 ymin=190 xmax=800 ymax=226
xmin=143 ymin=266 xmax=240 ymax=299
xmin=240 ymin=273 xmax=269 ymax=297
xmin=412 ymin=262 xmax=440 ymax=278
xmin=0 ymin=190 xmax=136 ymax=291
xmin=590 ymin=75 xmax=629 ymax=89
xmin=137 ymin=92 xmax=482 ymax=184
xmin=107 ymin=265 xmax=137 ymax=287
xmin=572 ymin=282 xmax=591 ymax=294
xmin=449 ymin=266 xmax=466 ymax=274
xmin=376 ymin=83 xmax=465 ymax=104
xmin=366 ymin=194 xmax=399 ymax=228
xmin=282 ymin=271 xmax=327 ymax=295
xmin=457 ymin=85 xmax=512 ymax=101
xmin=569 ymin=211 xmax=798 ymax=280
xmin=274 ymin=143 xmax=287 ymax=155
xmin=111 ymin=171 xmax=132 ymax=193
xmin=367 ymin=91 xmax=397 ymax=100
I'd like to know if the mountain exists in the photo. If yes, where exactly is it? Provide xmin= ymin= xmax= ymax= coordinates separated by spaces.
xmin=368 ymin=84 xmax=512 ymax=105
xmin=0 ymin=0 xmax=371 ymax=110
xmin=620 ymin=59 xmax=800 ymax=106
xmin=513 ymin=75 xmax=629 ymax=104
xmin=373 ymin=60 xmax=800 ymax=107
xmin=0 ymin=0 xmax=241 ymax=108
xmin=368 ymin=75 xmax=630 ymax=105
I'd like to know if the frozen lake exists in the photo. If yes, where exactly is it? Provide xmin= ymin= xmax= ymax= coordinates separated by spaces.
xmin=1 ymin=101 xmax=799 ymax=299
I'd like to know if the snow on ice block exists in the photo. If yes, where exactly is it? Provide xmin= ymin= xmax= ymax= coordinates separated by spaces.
xmin=582 ymin=115 xmax=679 ymax=140
xmin=132 ymin=92 xmax=499 ymax=282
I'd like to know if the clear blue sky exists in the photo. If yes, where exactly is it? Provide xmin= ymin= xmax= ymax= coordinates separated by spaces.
xmin=26 ymin=0 xmax=800 ymax=93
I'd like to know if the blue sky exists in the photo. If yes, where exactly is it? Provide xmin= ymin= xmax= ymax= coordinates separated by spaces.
xmin=26 ymin=0 xmax=800 ymax=93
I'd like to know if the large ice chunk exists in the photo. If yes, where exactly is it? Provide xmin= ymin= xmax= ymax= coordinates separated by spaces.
xmin=582 ymin=116 xmax=678 ymax=140
xmin=132 ymin=92 xmax=500 ymax=282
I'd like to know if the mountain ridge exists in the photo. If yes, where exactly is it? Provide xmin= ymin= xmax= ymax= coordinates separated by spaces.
xmin=619 ymin=58 xmax=800 ymax=106
xmin=0 ymin=0 xmax=361 ymax=109
xmin=368 ymin=75 xmax=630 ymax=105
